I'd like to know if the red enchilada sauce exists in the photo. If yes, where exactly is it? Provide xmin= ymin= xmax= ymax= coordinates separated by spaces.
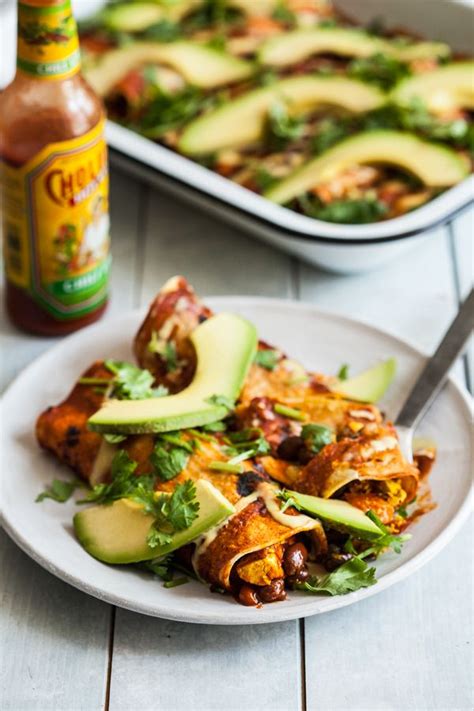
xmin=0 ymin=0 xmax=110 ymax=335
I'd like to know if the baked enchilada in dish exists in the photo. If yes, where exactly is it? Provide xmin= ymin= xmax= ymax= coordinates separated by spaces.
xmin=78 ymin=0 xmax=473 ymax=225
xmin=36 ymin=277 xmax=435 ymax=606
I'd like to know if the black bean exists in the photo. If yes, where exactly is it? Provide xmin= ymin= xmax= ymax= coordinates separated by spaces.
xmin=277 ymin=436 xmax=305 ymax=461
xmin=238 ymin=584 xmax=260 ymax=606
xmin=283 ymin=542 xmax=308 ymax=576
xmin=258 ymin=579 xmax=287 ymax=603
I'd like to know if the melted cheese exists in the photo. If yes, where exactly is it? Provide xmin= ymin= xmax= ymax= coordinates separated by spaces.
xmin=256 ymin=482 xmax=316 ymax=530
xmin=191 ymin=483 xmax=316 ymax=578
xmin=370 ymin=436 xmax=398 ymax=453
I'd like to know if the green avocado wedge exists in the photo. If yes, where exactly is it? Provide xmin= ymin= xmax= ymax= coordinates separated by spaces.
xmin=102 ymin=0 xmax=201 ymax=31
xmin=259 ymin=27 xmax=450 ymax=67
xmin=85 ymin=41 xmax=253 ymax=97
xmin=74 ymin=480 xmax=235 ymax=564
xmin=334 ymin=358 xmax=396 ymax=404
xmin=88 ymin=313 xmax=257 ymax=434
xmin=282 ymin=490 xmax=383 ymax=540
xmin=391 ymin=62 xmax=474 ymax=112
xmin=178 ymin=76 xmax=384 ymax=154
xmin=264 ymin=130 xmax=469 ymax=205
xmin=103 ymin=3 xmax=167 ymax=32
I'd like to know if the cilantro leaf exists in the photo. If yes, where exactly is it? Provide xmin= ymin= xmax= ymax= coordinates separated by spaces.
xmin=277 ymin=491 xmax=301 ymax=514
xmin=36 ymin=478 xmax=81 ymax=503
xmin=142 ymin=480 xmax=200 ymax=547
xmin=365 ymin=511 xmax=411 ymax=555
xmin=348 ymin=52 xmax=411 ymax=90
xmin=167 ymin=480 xmax=200 ymax=530
xmin=147 ymin=527 xmax=174 ymax=548
xmin=295 ymin=556 xmax=377 ymax=596
xmin=151 ymin=444 xmax=189 ymax=482
xmin=104 ymin=360 xmax=164 ymax=400
xmin=206 ymin=394 xmax=235 ymax=411
xmin=254 ymin=349 xmax=281 ymax=371
xmin=265 ymin=101 xmax=306 ymax=150
xmin=134 ymin=87 xmax=206 ymax=139
xmin=337 ymin=363 xmax=350 ymax=381
xmin=271 ymin=2 xmax=296 ymax=24
xmin=301 ymin=423 xmax=333 ymax=454
xmin=142 ymin=19 xmax=181 ymax=42
xmin=298 ymin=195 xmax=388 ymax=224
xmin=78 ymin=450 xmax=139 ymax=505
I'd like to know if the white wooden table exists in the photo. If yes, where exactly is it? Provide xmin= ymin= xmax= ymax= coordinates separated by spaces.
xmin=1 ymin=169 xmax=472 ymax=711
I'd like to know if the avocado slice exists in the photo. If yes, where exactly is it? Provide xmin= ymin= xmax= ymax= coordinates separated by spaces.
xmin=259 ymin=27 xmax=450 ymax=67
xmin=85 ymin=41 xmax=253 ymax=96
xmin=392 ymin=62 xmax=474 ymax=112
xmin=74 ymin=479 xmax=235 ymax=564
xmin=265 ymin=130 xmax=469 ymax=204
xmin=103 ymin=0 xmax=201 ymax=31
xmin=103 ymin=3 xmax=166 ymax=32
xmin=178 ymin=76 xmax=384 ymax=154
xmin=334 ymin=358 xmax=396 ymax=404
xmin=88 ymin=313 xmax=257 ymax=434
xmin=284 ymin=489 xmax=383 ymax=540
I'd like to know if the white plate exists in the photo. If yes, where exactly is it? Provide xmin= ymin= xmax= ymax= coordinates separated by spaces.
xmin=1 ymin=298 xmax=472 ymax=625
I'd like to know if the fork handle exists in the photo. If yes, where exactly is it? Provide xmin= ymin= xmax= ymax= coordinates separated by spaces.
xmin=396 ymin=289 xmax=474 ymax=430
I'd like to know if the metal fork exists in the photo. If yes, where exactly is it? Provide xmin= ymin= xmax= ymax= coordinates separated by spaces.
xmin=396 ymin=289 xmax=474 ymax=461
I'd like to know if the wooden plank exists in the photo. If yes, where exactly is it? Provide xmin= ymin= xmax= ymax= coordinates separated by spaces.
xmin=110 ymin=614 xmax=301 ymax=711
xmin=0 ymin=168 xmax=143 ymax=711
xmin=108 ymin=188 xmax=302 ymax=711
xmin=0 ymin=529 xmax=110 ymax=711
xmin=450 ymin=207 xmax=473 ymax=393
xmin=303 ymin=518 xmax=473 ymax=711
xmin=300 ymin=225 xmax=473 ymax=710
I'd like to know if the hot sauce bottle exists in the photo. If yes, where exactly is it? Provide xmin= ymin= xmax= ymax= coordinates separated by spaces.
xmin=0 ymin=0 xmax=111 ymax=335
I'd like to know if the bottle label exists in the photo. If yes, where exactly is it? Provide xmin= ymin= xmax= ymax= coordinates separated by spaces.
xmin=2 ymin=120 xmax=110 ymax=320
xmin=17 ymin=1 xmax=80 ymax=80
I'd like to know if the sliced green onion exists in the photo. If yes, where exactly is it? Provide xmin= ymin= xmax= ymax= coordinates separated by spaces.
xmin=163 ymin=577 xmax=189 ymax=588
xmin=209 ymin=461 xmax=244 ymax=474
xmin=159 ymin=433 xmax=195 ymax=453
xmin=228 ymin=449 xmax=255 ymax=465
xmin=274 ymin=403 xmax=305 ymax=421
xmin=188 ymin=430 xmax=214 ymax=442
xmin=78 ymin=377 xmax=112 ymax=386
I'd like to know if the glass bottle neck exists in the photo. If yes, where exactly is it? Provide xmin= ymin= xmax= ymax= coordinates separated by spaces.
xmin=17 ymin=0 xmax=81 ymax=80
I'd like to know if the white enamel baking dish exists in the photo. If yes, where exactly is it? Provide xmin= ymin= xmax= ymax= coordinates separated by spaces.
xmin=2 ymin=0 xmax=472 ymax=273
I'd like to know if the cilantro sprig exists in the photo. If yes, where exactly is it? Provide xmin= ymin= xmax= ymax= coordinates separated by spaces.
xmin=151 ymin=433 xmax=195 ymax=482
xmin=133 ymin=479 xmax=200 ymax=548
xmin=295 ymin=556 xmax=377 ymax=596
xmin=77 ymin=448 xmax=199 ymax=549
xmin=79 ymin=360 xmax=168 ymax=401
xmin=36 ymin=478 xmax=82 ymax=503
xmin=105 ymin=360 xmax=168 ymax=400
xmin=301 ymin=423 xmax=333 ymax=454
xmin=77 ymin=450 xmax=141 ymax=505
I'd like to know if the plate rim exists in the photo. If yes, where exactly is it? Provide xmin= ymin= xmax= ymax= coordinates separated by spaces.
xmin=1 ymin=297 xmax=472 ymax=625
